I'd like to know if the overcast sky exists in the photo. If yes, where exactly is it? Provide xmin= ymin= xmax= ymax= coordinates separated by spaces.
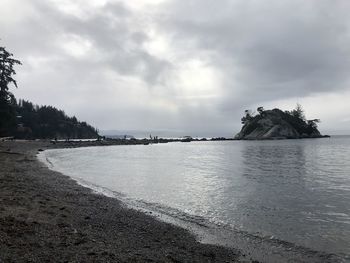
xmin=1 ymin=0 xmax=350 ymax=136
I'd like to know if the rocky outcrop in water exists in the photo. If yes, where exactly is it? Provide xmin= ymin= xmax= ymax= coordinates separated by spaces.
xmin=234 ymin=107 xmax=328 ymax=140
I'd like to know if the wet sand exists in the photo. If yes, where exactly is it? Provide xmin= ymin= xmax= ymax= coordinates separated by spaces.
xmin=0 ymin=140 xmax=245 ymax=262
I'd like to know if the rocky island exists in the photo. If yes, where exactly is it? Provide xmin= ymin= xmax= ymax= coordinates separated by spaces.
xmin=235 ymin=105 xmax=329 ymax=140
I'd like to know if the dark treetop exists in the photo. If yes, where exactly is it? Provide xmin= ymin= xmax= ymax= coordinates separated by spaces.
xmin=0 ymin=46 xmax=21 ymax=136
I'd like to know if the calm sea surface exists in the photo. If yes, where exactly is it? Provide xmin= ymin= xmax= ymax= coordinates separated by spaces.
xmin=40 ymin=137 xmax=350 ymax=261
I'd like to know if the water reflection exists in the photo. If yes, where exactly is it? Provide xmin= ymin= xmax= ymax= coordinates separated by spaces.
xmin=237 ymin=140 xmax=350 ymax=254
xmin=42 ymin=138 xmax=350 ymax=257
xmin=237 ymin=141 xmax=309 ymax=240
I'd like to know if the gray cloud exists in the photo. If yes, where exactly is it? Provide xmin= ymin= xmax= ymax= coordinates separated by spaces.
xmin=159 ymin=0 xmax=350 ymax=105
xmin=1 ymin=0 xmax=350 ymax=136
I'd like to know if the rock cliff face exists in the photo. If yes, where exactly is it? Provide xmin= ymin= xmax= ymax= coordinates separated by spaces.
xmin=234 ymin=108 xmax=326 ymax=140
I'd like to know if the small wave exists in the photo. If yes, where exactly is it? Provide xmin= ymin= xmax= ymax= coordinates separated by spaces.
xmin=65 ymin=177 xmax=348 ymax=263
xmin=37 ymin=151 xmax=52 ymax=168
xmin=36 ymin=150 xmax=349 ymax=263
xmin=136 ymin=201 xmax=347 ymax=262
xmin=45 ymin=157 xmax=54 ymax=168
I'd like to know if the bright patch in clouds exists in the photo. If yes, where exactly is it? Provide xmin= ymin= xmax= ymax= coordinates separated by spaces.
xmin=48 ymin=0 xmax=109 ymax=18
xmin=176 ymin=59 xmax=222 ymax=101
xmin=61 ymin=35 xmax=93 ymax=58
xmin=144 ymin=32 xmax=173 ymax=61
xmin=125 ymin=0 xmax=170 ymax=10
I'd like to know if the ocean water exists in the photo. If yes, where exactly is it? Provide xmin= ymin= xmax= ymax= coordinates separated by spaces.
xmin=39 ymin=137 xmax=350 ymax=262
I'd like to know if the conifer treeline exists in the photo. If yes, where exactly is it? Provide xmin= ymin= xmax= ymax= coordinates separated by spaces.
xmin=14 ymin=99 xmax=99 ymax=139
xmin=1 ymin=44 xmax=99 ymax=139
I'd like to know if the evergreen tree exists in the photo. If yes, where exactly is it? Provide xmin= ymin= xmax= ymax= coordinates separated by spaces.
xmin=0 ymin=46 xmax=21 ymax=136
xmin=291 ymin=103 xmax=306 ymax=121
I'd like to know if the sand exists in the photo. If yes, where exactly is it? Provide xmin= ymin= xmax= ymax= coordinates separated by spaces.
xmin=0 ymin=140 xmax=246 ymax=262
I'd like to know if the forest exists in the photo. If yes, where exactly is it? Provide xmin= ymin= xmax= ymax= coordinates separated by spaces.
xmin=0 ymin=45 xmax=99 ymax=139
xmin=14 ymin=100 xmax=99 ymax=139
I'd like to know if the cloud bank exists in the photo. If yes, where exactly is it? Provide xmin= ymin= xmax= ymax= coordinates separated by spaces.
xmin=1 ymin=0 xmax=350 ymax=136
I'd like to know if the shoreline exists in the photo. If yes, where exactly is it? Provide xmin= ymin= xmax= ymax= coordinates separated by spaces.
xmin=1 ymin=140 xmax=342 ymax=262
xmin=0 ymin=140 xmax=244 ymax=262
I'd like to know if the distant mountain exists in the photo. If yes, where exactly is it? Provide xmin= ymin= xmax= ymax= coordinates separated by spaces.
xmin=100 ymin=129 xmax=232 ymax=139
xmin=104 ymin=134 xmax=135 ymax=139
xmin=100 ymin=129 xmax=183 ymax=139
xmin=235 ymin=106 xmax=328 ymax=140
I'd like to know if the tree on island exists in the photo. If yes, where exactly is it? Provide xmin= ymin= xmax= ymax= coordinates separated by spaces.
xmin=307 ymin=119 xmax=320 ymax=130
xmin=241 ymin=109 xmax=254 ymax=124
xmin=0 ymin=45 xmax=22 ymax=136
xmin=291 ymin=103 xmax=306 ymax=121
xmin=257 ymin=106 xmax=264 ymax=115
